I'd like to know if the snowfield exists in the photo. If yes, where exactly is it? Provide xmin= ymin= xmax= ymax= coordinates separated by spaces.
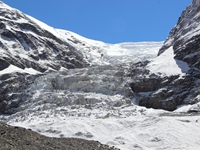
xmin=2 ymin=103 xmax=200 ymax=150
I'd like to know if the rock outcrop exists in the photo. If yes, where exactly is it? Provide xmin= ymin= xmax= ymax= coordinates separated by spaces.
xmin=126 ymin=62 xmax=178 ymax=111
xmin=128 ymin=64 xmax=200 ymax=111
xmin=0 ymin=72 xmax=38 ymax=114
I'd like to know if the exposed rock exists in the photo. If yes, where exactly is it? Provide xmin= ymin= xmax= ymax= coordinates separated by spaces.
xmin=125 ymin=60 xmax=200 ymax=111
xmin=0 ymin=0 xmax=199 ymax=113
xmin=0 ymin=72 xmax=39 ymax=114
xmin=0 ymin=59 xmax=9 ymax=71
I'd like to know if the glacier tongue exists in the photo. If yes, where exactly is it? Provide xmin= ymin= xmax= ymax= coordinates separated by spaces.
xmin=22 ymin=64 xmax=134 ymax=113
xmin=1 ymin=61 xmax=200 ymax=150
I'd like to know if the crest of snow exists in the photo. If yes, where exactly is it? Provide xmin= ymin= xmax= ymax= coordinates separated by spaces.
xmin=56 ymin=29 xmax=107 ymax=46
xmin=26 ymin=15 xmax=61 ymax=39
xmin=147 ymin=46 xmax=190 ymax=77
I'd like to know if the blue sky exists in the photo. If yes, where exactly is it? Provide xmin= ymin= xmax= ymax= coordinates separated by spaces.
xmin=2 ymin=0 xmax=192 ymax=43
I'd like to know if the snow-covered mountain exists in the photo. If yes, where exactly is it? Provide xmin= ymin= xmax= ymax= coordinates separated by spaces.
xmin=0 ymin=1 xmax=200 ymax=150
xmin=0 ymin=1 xmax=162 ymax=75
xmin=0 ymin=1 xmax=162 ymax=114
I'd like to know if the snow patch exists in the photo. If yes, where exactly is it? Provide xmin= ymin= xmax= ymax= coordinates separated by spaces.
xmin=148 ymin=46 xmax=190 ymax=77
xmin=0 ymin=65 xmax=40 ymax=75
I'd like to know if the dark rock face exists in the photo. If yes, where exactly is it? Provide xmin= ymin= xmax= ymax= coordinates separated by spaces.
xmin=0 ymin=72 xmax=39 ymax=114
xmin=158 ymin=0 xmax=200 ymax=69
xmin=0 ymin=122 xmax=117 ymax=150
xmin=0 ymin=2 xmax=88 ymax=72
xmin=0 ymin=59 xmax=9 ymax=71
xmin=126 ymin=62 xmax=200 ymax=111
xmin=0 ymin=0 xmax=199 ymax=115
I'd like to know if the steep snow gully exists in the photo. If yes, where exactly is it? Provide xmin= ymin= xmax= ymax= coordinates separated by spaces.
xmin=0 ymin=1 xmax=200 ymax=150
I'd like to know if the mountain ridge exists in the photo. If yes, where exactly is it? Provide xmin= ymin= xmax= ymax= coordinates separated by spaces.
xmin=158 ymin=0 xmax=200 ymax=69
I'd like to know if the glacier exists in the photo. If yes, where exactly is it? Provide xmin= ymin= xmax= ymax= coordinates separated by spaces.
xmin=0 ymin=1 xmax=200 ymax=150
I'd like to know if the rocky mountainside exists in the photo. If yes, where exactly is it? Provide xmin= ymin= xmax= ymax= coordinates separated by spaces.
xmin=158 ymin=0 xmax=200 ymax=69
xmin=0 ymin=2 xmax=89 ymax=72
xmin=132 ymin=0 xmax=200 ymax=111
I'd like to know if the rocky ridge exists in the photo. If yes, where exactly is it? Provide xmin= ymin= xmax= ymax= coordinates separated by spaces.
xmin=128 ymin=62 xmax=200 ymax=111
